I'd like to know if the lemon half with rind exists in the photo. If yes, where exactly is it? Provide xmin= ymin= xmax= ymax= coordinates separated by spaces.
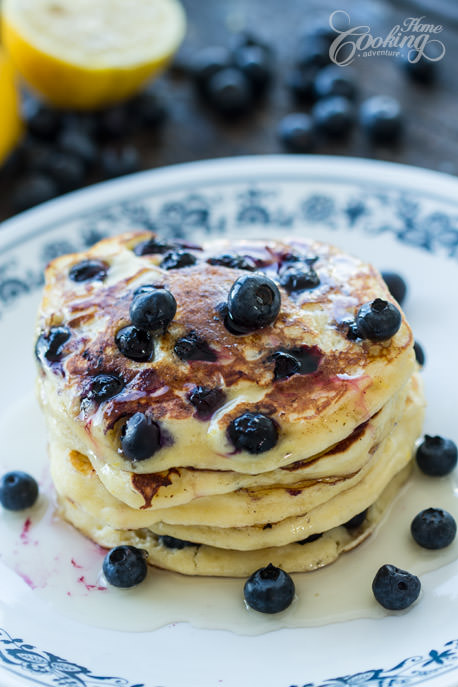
xmin=0 ymin=48 xmax=22 ymax=164
xmin=2 ymin=0 xmax=186 ymax=109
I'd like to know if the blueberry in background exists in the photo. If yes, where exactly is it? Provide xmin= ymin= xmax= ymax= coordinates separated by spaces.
xmin=100 ymin=146 xmax=140 ymax=179
xmin=287 ymin=66 xmax=319 ymax=104
xmin=416 ymin=435 xmax=457 ymax=476
xmin=295 ymin=35 xmax=331 ymax=69
xmin=411 ymin=508 xmax=456 ymax=549
xmin=233 ymin=44 xmax=273 ymax=93
xmin=312 ymin=96 xmax=355 ymax=138
xmin=402 ymin=48 xmax=439 ymax=85
xmin=190 ymin=45 xmax=233 ymax=92
xmin=381 ymin=271 xmax=407 ymax=306
xmin=313 ymin=65 xmax=357 ymax=100
xmin=206 ymin=68 xmax=253 ymax=115
xmin=277 ymin=113 xmax=315 ymax=153
xmin=360 ymin=95 xmax=403 ymax=143
xmin=12 ymin=174 xmax=58 ymax=212
xmin=58 ymin=128 xmax=98 ymax=170
xmin=0 ymin=471 xmax=39 ymax=510
xmin=103 ymin=545 xmax=148 ymax=588
xmin=244 ymin=563 xmax=295 ymax=613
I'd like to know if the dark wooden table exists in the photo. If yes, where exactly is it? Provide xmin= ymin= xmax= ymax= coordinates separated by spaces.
xmin=1 ymin=0 xmax=457 ymax=223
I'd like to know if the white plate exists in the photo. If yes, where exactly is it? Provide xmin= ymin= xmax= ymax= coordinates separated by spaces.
xmin=1 ymin=155 xmax=458 ymax=687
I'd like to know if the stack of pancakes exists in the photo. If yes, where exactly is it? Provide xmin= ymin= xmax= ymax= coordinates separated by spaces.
xmin=35 ymin=232 xmax=425 ymax=577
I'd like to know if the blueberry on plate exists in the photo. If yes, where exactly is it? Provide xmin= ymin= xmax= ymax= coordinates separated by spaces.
xmin=381 ymin=271 xmax=407 ymax=306
xmin=42 ymin=151 xmax=86 ymax=192
xmin=35 ymin=326 xmax=71 ymax=363
xmin=174 ymin=332 xmax=217 ymax=362
xmin=206 ymin=67 xmax=253 ymax=115
xmin=159 ymin=535 xmax=196 ymax=549
xmin=411 ymin=508 xmax=456 ymax=550
xmin=121 ymin=412 xmax=161 ymax=461
xmin=87 ymin=374 xmax=124 ymax=403
xmin=129 ymin=289 xmax=177 ymax=332
xmin=360 ymin=95 xmax=403 ymax=143
xmin=372 ymin=564 xmax=421 ymax=610
xmin=0 ymin=471 xmax=39 ymax=511
xmin=115 ymin=325 xmax=154 ymax=362
xmin=416 ymin=435 xmax=457 ymax=476
xmin=228 ymin=412 xmax=278 ymax=454
xmin=312 ymin=96 xmax=355 ymax=138
xmin=354 ymin=298 xmax=402 ymax=341
xmin=314 ymin=65 xmax=357 ymax=100
xmin=244 ymin=563 xmax=295 ymax=613
xmin=103 ymin=545 xmax=147 ymax=588
xmin=160 ymin=250 xmax=197 ymax=270
xmin=207 ymin=253 xmax=256 ymax=271
xmin=277 ymin=113 xmax=315 ymax=153
xmin=188 ymin=386 xmax=226 ymax=418
xmin=226 ymin=274 xmax=281 ymax=334
xmin=69 ymin=259 xmax=108 ymax=282
xmin=413 ymin=341 xmax=425 ymax=367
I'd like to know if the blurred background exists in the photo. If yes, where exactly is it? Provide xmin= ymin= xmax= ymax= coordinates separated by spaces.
xmin=0 ymin=0 xmax=456 ymax=222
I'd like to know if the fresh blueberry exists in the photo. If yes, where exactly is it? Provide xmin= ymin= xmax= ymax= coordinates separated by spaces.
xmin=58 ymin=128 xmax=98 ymax=169
xmin=69 ymin=259 xmax=108 ymax=282
xmin=134 ymin=238 xmax=176 ymax=256
xmin=269 ymin=351 xmax=300 ymax=380
xmin=233 ymin=44 xmax=273 ymax=93
xmin=102 ymin=545 xmax=147 ymax=588
xmin=268 ymin=345 xmax=322 ymax=381
xmin=287 ymin=66 xmax=319 ymax=104
xmin=314 ymin=65 xmax=357 ymax=100
xmin=101 ymin=145 xmax=140 ymax=178
xmin=403 ymin=49 xmax=438 ymax=84
xmin=47 ymin=152 xmax=86 ymax=191
xmin=115 ymin=326 xmax=154 ymax=362
xmin=159 ymin=535 xmax=196 ymax=549
xmin=174 ymin=332 xmax=217 ymax=362
xmin=96 ymin=105 xmax=133 ymax=139
xmin=244 ymin=563 xmax=295 ymax=613
xmin=35 ymin=326 xmax=71 ymax=363
xmin=191 ymin=46 xmax=232 ymax=88
xmin=312 ymin=96 xmax=355 ymax=138
xmin=411 ymin=508 xmax=456 ymax=550
xmin=277 ymin=113 xmax=315 ymax=153
xmin=296 ymin=35 xmax=331 ymax=68
xmin=0 ymin=471 xmax=39 ymax=511
xmin=121 ymin=412 xmax=161 ymax=461
xmin=414 ymin=341 xmax=425 ymax=367
xmin=228 ymin=412 xmax=278 ymax=454
xmin=160 ymin=250 xmax=197 ymax=270
xmin=360 ymin=96 xmax=403 ymax=143
xmin=354 ymin=298 xmax=402 ymax=341
xmin=230 ymin=31 xmax=273 ymax=58
xmin=12 ymin=174 xmax=58 ymax=212
xmin=188 ymin=386 xmax=226 ymax=419
xmin=207 ymin=253 xmax=256 ymax=271
xmin=343 ymin=509 xmax=368 ymax=530
xmin=129 ymin=89 xmax=167 ymax=127
xmin=416 ymin=435 xmax=457 ymax=476
xmin=21 ymin=98 xmax=62 ymax=140
xmin=87 ymin=374 xmax=124 ymax=402
xmin=130 ymin=289 xmax=177 ymax=332
xmin=372 ymin=564 xmax=421 ymax=610
xmin=206 ymin=68 xmax=253 ymax=115
xmin=226 ymin=274 xmax=281 ymax=334
xmin=279 ymin=260 xmax=320 ymax=292
xmin=381 ymin=271 xmax=407 ymax=306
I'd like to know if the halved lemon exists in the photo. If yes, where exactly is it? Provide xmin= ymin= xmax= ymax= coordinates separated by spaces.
xmin=0 ymin=47 xmax=22 ymax=164
xmin=2 ymin=0 xmax=186 ymax=109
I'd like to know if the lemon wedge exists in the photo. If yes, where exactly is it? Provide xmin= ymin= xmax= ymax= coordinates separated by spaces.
xmin=0 ymin=47 xmax=22 ymax=164
xmin=2 ymin=0 xmax=186 ymax=109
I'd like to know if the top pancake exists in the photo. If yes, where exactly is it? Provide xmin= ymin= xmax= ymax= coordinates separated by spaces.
xmin=35 ymin=231 xmax=415 ymax=476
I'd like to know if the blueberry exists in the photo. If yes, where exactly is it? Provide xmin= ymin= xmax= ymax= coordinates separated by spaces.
xmin=174 ymin=332 xmax=217 ymax=362
xmin=269 ymin=351 xmax=300 ymax=380
xmin=268 ymin=345 xmax=322 ymax=381
xmin=228 ymin=412 xmax=278 ymax=454
xmin=403 ymin=49 xmax=438 ymax=85
xmin=58 ymin=128 xmax=98 ymax=169
xmin=277 ymin=113 xmax=315 ymax=153
xmin=233 ymin=44 xmax=273 ymax=93
xmin=206 ymin=68 xmax=253 ymax=115
xmin=129 ymin=90 xmax=167 ymax=127
xmin=191 ymin=46 xmax=232 ymax=88
xmin=416 ymin=435 xmax=457 ymax=476
xmin=35 ymin=326 xmax=71 ymax=363
xmin=87 ymin=374 xmax=124 ymax=402
xmin=360 ymin=96 xmax=403 ymax=143
xmin=46 ymin=152 xmax=86 ymax=191
xmin=115 ymin=326 xmax=154 ymax=362
xmin=101 ymin=145 xmax=140 ymax=179
xmin=130 ymin=289 xmax=177 ymax=332
xmin=244 ymin=563 xmax=295 ymax=613
xmin=314 ymin=65 xmax=357 ymax=100
xmin=297 ymin=533 xmax=323 ymax=545
xmin=312 ymin=96 xmax=355 ymax=138
xmin=207 ymin=253 xmax=256 ymax=271
xmin=0 ymin=471 xmax=39 ymax=511
xmin=160 ymin=250 xmax=197 ymax=270
xmin=188 ymin=386 xmax=226 ymax=418
xmin=372 ymin=564 xmax=421 ymax=610
xmin=121 ymin=412 xmax=161 ymax=461
xmin=69 ymin=259 xmax=108 ymax=282
xmin=414 ymin=341 xmax=425 ymax=367
xmin=299 ymin=20 xmax=338 ymax=47
xmin=354 ymin=298 xmax=402 ymax=341
xmin=21 ymin=98 xmax=62 ymax=140
xmin=411 ymin=508 xmax=456 ymax=550
xmin=381 ymin=271 xmax=407 ymax=306
xmin=102 ymin=545 xmax=147 ymax=588
xmin=296 ymin=35 xmax=331 ymax=68
xmin=96 ymin=105 xmax=133 ymax=139
xmin=159 ymin=535 xmax=196 ymax=549
xmin=343 ymin=509 xmax=368 ymax=530
xmin=226 ymin=274 xmax=281 ymax=334
xmin=230 ymin=31 xmax=273 ymax=58
xmin=279 ymin=261 xmax=320 ymax=292
xmin=287 ymin=66 xmax=319 ymax=104
xmin=12 ymin=174 xmax=58 ymax=212
xmin=134 ymin=238 xmax=176 ymax=256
